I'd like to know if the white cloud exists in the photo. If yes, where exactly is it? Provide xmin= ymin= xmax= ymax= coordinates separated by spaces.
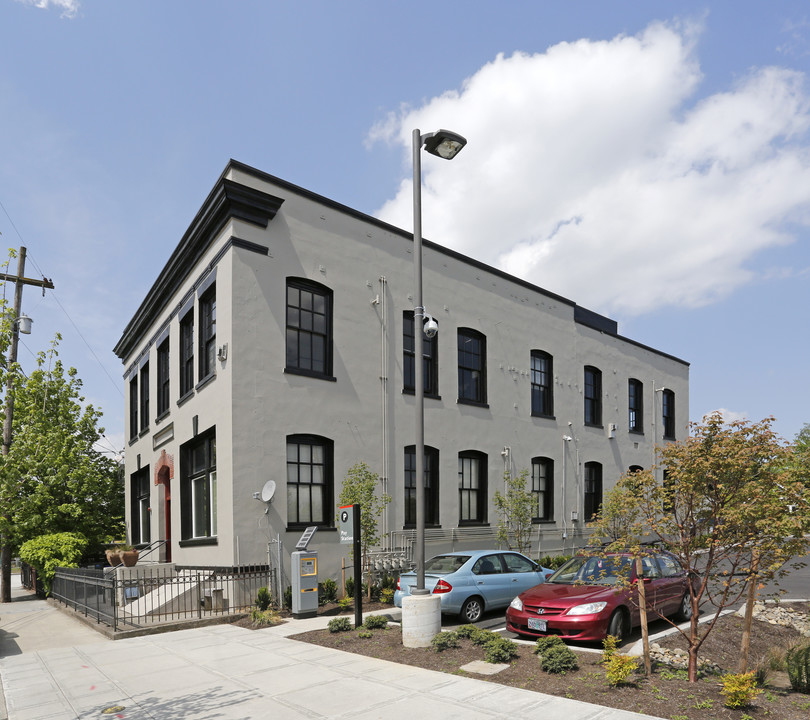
xmin=15 ymin=0 xmax=79 ymax=19
xmin=371 ymin=21 xmax=810 ymax=316
xmin=708 ymin=408 xmax=749 ymax=424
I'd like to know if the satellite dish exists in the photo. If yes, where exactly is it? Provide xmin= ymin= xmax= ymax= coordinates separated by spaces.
xmin=260 ymin=480 xmax=276 ymax=503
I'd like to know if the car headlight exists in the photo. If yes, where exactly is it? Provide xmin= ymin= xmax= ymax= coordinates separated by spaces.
xmin=509 ymin=596 xmax=523 ymax=611
xmin=567 ymin=601 xmax=607 ymax=616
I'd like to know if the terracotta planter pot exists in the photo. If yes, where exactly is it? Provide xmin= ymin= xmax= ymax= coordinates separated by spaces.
xmin=106 ymin=549 xmax=122 ymax=567
xmin=120 ymin=550 xmax=139 ymax=567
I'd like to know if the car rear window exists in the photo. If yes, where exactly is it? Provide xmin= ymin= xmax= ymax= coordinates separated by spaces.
xmin=424 ymin=555 xmax=470 ymax=574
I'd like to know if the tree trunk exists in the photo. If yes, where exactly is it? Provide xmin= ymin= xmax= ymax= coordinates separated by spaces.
xmin=636 ymin=557 xmax=651 ymax=675
xmin=739 ymin=550 xmax=760 ymax=673
xmin=1 ymin=541 xmax=11 ymax=603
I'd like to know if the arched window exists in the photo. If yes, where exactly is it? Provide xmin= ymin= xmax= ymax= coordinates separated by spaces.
xmin=285 ymin=278 xmax=333 ymax=379
xmin=458 ymin=450 xmax=487 ymax=524
xmin=531 ymin=457 xmax=554 ymax=522
xmin=662 ymin=390 xmax=676 ymax=439
xmin=628 ymin=378 xmax=643 ymax=433
xmin=404 ymin=445 xmax=439 ymax=527
xmin=530 ymin=351 xmax=553 ymax=417
xmin=584 ymin=366 xmax=602 ymax=426
xmin=286 ymin=434 xmax=334 ymax=527
xmin=584 ymin=461 xmax=603 ymax=520
xmin=458 ymin=328 xmax=487 ymax=405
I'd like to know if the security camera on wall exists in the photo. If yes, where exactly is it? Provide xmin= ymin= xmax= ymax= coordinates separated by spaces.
xmin=423 ymin=316 xmax=438 ymax=339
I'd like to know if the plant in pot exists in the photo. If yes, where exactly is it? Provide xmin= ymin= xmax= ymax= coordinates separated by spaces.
xmin=106 ymin=544 xmax=139 ymax=567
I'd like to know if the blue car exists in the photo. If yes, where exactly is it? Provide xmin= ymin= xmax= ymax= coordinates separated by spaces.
xmin=394 ymin=550 xmax=553 ymax=623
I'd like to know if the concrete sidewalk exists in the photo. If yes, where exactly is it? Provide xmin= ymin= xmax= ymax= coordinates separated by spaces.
xmin=1 ymin=576 xmax=666 ymax=720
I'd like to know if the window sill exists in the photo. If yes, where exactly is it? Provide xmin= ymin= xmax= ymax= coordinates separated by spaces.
xmin=402 ymin=389 xmax=441 ymax=400
xmin=138 ymin=427 xmax=150 ymax=438
xmin=457 ymin=398 xmax=489 ymax=409
xmin=458 ymin=521 xmax=490 ymax=527
xmin=284 ymin=367 xmax=336 ymax=382
xmin=532 ymin=519 xmax=556 ymax=524
xmin=196 ymin=373 xmax=216 ymax=392
xmin=629 ymin=429 xmax=644 ymax=436
xmin=531 ymin=412 xmax=556 ymax=420
xmin=155 ymin=409 xmax=171 ymax=425
xmin=177 ymin=390 xmax=195 ymax=407
xmin=179 ymin=537 xmax=218 ymax=547
xmin=403 ymin=524 xmax=441 ymax=530
xmin=584 ymin=422 xmax=604 ymax=429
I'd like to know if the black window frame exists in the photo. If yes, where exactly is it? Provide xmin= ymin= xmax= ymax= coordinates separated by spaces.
xmin=584 ymin=461 xmax=603 ymax=520
xmin=457 ymin=328 xmax=487 ymax=406
xmin=180 ymin=429 xmax=217 ymax=542
xmin=628 ymin=378 xmax=644 ymax=434
xmin=139 ymin=361 xmax=149 ymax=433
xmin=662 ymin=389 xmax=676 ymax=439
xmin=458 ymin=450 xmax=487 ymax=525
xmin=584 ymin=365 xmax=602 ymax=427
xmin=130 ymin=466 xmax=151 ymax=546
xmin=179 ymin=309 xmax=194 ymax=399
xmin=157 ymin=337 xmax=170 ymax=418
xmin=403 ymin=310 xmax=439 ymax=397
xmin=198 ymin=284 xmax=216 ymax=383
xmin=286 ymin=434 xmax=334 ymax=529
xmin=128 ymin=374 xmax=138 ymax=440
xmin=531 ymin=456 xmax=554 ymax=522
xmin=404 ymin=445 xmax=439 ymax=528
xmin=285 ymin=278 xmax=334 ymax=380
xmin=530 ymin=350 xmax=554 ymax=417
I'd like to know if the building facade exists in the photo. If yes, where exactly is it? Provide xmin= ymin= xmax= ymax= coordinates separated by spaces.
xmin=114 ymin=160 xmax=689 ymax=584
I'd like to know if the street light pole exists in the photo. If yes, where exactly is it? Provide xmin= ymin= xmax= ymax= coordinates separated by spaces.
xmin=410 ymin=129 xmax=467 ymax=595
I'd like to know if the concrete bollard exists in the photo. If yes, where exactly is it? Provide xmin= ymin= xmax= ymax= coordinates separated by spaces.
xmin=401 ymin=593 xmax=441 ymax=648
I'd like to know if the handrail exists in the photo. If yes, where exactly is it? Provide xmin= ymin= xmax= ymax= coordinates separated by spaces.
xmin=137 ymin=539 xmax=167 ymax=562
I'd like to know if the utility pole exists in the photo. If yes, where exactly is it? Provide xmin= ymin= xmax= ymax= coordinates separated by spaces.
xmin=0 ymin=247 xmax=54 ymax=602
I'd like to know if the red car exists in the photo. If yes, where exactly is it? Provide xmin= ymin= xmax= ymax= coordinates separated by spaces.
xmin=505 ymin=551 xmax=695 ymax=642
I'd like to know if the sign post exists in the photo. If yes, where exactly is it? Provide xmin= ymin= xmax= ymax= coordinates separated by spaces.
xmin=339 ymin=503 xmax=363 ymax=627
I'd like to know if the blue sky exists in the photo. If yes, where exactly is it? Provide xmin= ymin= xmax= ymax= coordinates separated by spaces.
xmin=1 ymin=0 xmax=809 ymax=456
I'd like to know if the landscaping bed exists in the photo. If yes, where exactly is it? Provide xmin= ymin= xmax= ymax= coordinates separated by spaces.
xmin=295 ymin=603 xmax=810 ymax=720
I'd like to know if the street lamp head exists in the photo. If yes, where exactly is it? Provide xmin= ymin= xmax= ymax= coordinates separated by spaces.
xmin=422 ymin=129 xmax=467 ymax=160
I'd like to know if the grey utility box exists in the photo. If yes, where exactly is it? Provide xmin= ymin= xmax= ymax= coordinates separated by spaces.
xmin=291 ymin=550 xmax=318 ymax=618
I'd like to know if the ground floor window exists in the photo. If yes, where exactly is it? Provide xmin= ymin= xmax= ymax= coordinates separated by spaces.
xmin=287 ymin=435 xmax=333 ymax=527
xmin=130 ymin=467 xmax=150 ymax=545
xmin=404 ymin=445 xmax=439 ymax=527
xmin=180 ymin=429 xmax=217 ymax=540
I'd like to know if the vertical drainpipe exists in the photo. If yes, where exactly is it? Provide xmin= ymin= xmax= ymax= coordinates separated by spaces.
xmin=379 ymin=276 xmax=389 ymax=549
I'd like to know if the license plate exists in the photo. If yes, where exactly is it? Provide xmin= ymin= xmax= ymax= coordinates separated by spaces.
xmin=528 ymin=618 xmax=547 ymax=632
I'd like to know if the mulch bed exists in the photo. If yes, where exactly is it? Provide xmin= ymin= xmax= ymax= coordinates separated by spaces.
xmin=293 ymin=603 xmax=810 ymax=720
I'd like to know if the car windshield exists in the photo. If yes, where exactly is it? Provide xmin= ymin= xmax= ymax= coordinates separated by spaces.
xmin=546 ymin=555 xmax=632 ymax=585
xmin=424 ymin=555 xmax=470 ymax=574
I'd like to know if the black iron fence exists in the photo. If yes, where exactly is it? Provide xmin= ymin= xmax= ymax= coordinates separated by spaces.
xmin=52 ymin=564 xmax=270 ymax=632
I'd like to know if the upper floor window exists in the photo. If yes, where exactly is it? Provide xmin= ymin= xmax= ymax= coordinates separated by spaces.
xmin=157 ymin=338 xmax=170 ymax=417
xmin=198 ymin=285 xmax=216 ymax=382
xmin=530 ymin=350 xmax=553 ymax=417
xmin=404 ymin=445 xmax=439 ymax=527
xmin=128 ymin=375 xmax=138 ymax=440
xmin=403 ymin=311 xmax=438 ymax=396
xmin=180 ymin=429 xmax=217 ymax=540
xmin=287 ymin=435 xmax=333 ymax=528
xmin=458 ymin=450 xmax=487 ymax=525
xmin=628 ymin=378 xmax=643 ymax=433
xmin=139 ymin=361 xmax=150 ymax=433
xmin=458 ymin=328 xmax=487 ymax=405
xmin=286 ymin=279 xmax=333 ymax=379
xmin=179 ymin=309 xmax=194 ymax=398
xmin=662 ymin=389 xmax=676 ymax=439
xmin=130 ymin=467 xmax=151 ymax=545
xmin=584 ymin=461 xmax=603 ymax=520
xmin=584 ymin=366 xmax=602 ymax=427
xmin=531 ymin=457 xmax=554 ymax=522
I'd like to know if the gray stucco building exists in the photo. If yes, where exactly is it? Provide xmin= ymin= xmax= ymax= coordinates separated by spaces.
xmin=114 ymin=159 xmax=688 ymax=586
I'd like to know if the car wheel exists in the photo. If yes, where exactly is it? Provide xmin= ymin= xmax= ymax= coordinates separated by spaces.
xmin=607 ymin=609 xmax=628 ymax=643
xmin=675 ymin=592 xmax=693 ymax=622
xmin=459 ymin=596 xmax=484 ymax=623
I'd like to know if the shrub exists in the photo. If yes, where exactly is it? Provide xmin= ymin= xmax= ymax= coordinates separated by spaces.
xmin=719 ymin=672 xmax=762 ymax=708
xmin=605 ymin=653 xmax=638 ymax=686
xmin=338 ymin=596 xmax=353 ymax=610
xmin=327 ymin=617 xmax=353 ymax=633
xmin=255 ymin=586 xmax=272 ymax=611
xmin=357 ymin=629 xmax=373 ymax=639
xmin=19 ymin=532 xmax=88 ymax=595
xmin=283 ymin=585 xmax=292 ymax=610
xmin=379 ymin=588 xmax=394 ymax=604
xmin=483 ymin=636 xmax=519 ymax=664
xmin=465 ymin=627 xmax=496 ymax=647
xmin=786 ymin=641 xmax=810 ymax=694
xmin=539 ymin=643 xmax=579 ymax=673
xmin=431 ymin=631 xmax=460 ymax=652
xmin=456 ymin=624 xmax=487 ymax=642
xmin=249 ymin=607 xmax=282 ymax=628
xmin=345 ymin=576 xmax=355 ymax=598
xmin=539 ymin=555 xmax=571 ymax=570
xmin=602 ymin=635 xmax=619 ymax=663
xmin=363 ymin=614 xmax=389 ymax=630
xmin=533 ymin=635 xmax=566 ymax=656
xmin=319 ymin=578 xmax=337 ymax=605
xmin=380 ymin=573 xmax=396 ymax=590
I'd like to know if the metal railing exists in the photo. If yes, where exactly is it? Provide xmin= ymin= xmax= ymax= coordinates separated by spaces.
xmin=52 ymin=564 xmax=270 ymax=632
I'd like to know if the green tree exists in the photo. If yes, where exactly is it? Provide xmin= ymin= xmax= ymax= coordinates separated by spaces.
xmin=493 ymin=468 xmax=534 ymax=554
xmin=591 ymin=413 xmax=810 ymax=682
xmin=18 ymin=532 xmax=87 ymax=595
xmin=337 ymin=462 xmax=391 ymax=598
xmin=0 ymin=339 xmax=124 ymax=601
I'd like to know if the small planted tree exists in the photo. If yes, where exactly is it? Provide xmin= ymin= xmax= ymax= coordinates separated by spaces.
xmin=337 ymin=462 xmax=391 ymax=598
xmin=493 ymin=468 xmax=534 ymax=554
